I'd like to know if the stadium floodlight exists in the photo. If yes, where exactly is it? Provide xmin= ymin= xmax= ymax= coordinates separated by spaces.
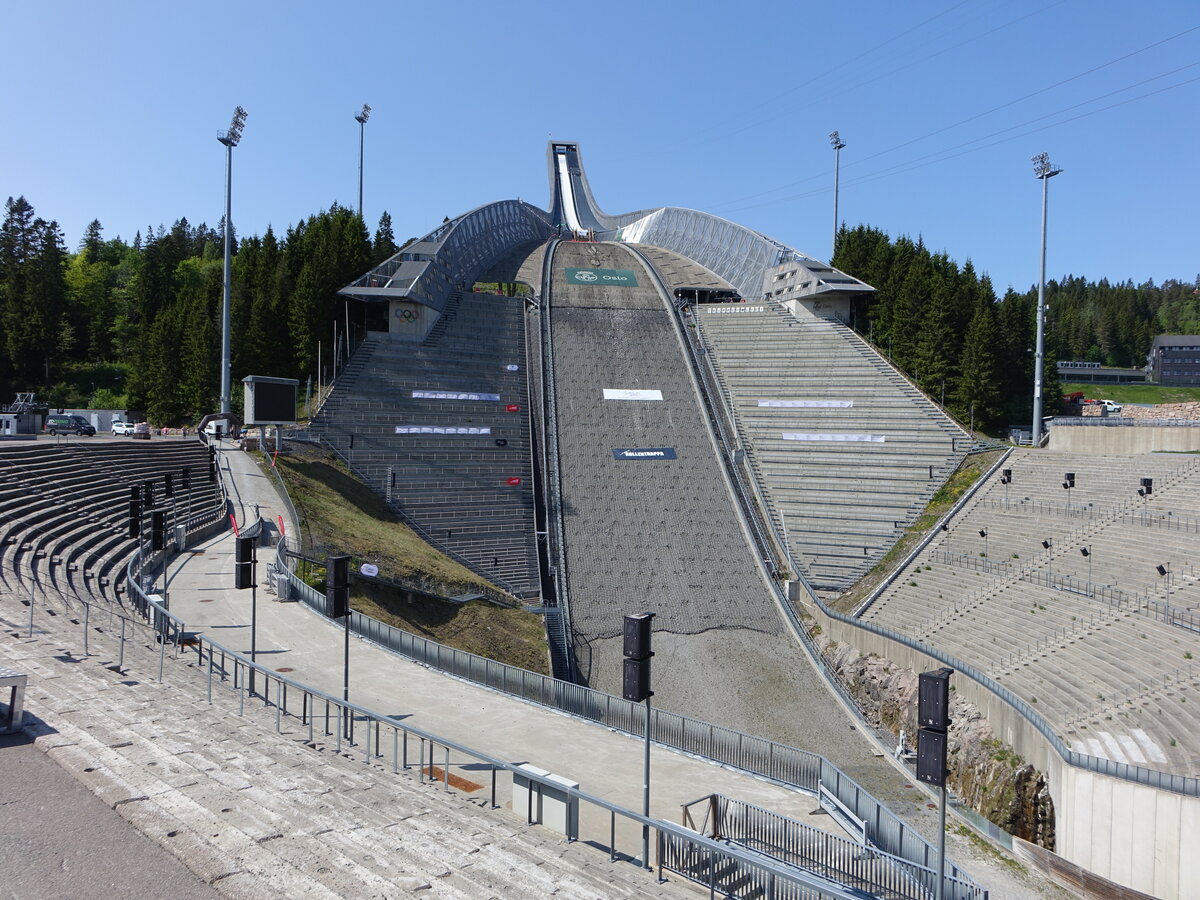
xmin=1030 ymin=152 xmax=1063 ymax=447
xmin=829 ymin=131 xmax=846 ymax=260
xmin=356 ymin=104 xmax=372 ymax=219
xmin=217 ymin=105 xmax=248 ymax=415
xmin=218 ymin=105 xmax=247 ymax=148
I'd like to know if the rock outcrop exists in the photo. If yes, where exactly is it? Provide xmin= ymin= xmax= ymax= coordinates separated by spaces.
xmin=819 ymin=638 xmax=1055 ymax=849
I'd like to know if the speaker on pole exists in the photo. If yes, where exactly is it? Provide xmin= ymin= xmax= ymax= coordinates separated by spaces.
xmin=918 ymin=667 xmax=953 ymax=729
xmin=623 ymin=657 xmax=652 ymax=703
xmin=327 ymin=554 xmax=350 ymax=618
xmin=151 ymin=510 xmax=166 ymax=551
xmin=622 ymin=612 xmax=655 ymax=702
xmin=623 ymin=612 xmax=654 ymax=660
xmin=917 ymin=728 xmax=949 ymax=785
xmin=127 ymin=499 xmax=142 ymax=539
xmin=234 ymin=535 xmax=255 ymax=589
xmin=142 ymin=480 xmax=155 ymax=509
xmin=181 ymin=467 xmax=190 ymax=492
xmin=163 ymin=472 xmax=174 ymax=498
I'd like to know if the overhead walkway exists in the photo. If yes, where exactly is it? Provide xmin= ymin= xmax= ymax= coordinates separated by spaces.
xmin=310 ymin=290 xmax=540 ymax=598
xmin=694 ymin=301 xmax=968 ymax=589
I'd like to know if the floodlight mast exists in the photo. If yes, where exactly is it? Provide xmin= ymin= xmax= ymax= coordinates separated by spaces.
xmin=830 ymin=131 xmax=846 ymax=260
xmin=218 ymin=106 xmax=248 ymax=416
xmin=1031 ymin=152 xmax=1062 ymax=447
xmin=355 ymin=104 xmax=371 ymax=220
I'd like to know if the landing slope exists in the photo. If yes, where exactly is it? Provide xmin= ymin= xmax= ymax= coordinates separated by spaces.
xmin=546 ymin=243 xmax=878 ymax=772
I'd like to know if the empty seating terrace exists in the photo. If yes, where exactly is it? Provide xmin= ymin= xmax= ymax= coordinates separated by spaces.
xmin=310 ymin=291 xmax=539 ymax=597
xmin=860 ymin=448 xmax=1200 ymax=776
xmin=695 ymin=301 xmax=967 ymax=589
xmin=0 ymin=440 xmax=223 ymax=607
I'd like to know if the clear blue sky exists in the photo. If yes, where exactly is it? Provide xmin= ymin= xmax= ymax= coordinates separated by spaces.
xmin=3 ymin=0 xmax=1197 ymax=293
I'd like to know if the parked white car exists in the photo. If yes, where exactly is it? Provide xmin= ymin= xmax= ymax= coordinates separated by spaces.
xmin=1100 ymin=400 xmax=1123 ymax=413
xmin=111 ymin=420 xmax=135 ymax=436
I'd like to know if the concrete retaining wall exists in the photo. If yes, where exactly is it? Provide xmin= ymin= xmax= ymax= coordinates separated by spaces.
xmin=811 ymin=602 xmax=1197 ymax=898
xmin=1050 ymin=424 xmax=1200 ymax=454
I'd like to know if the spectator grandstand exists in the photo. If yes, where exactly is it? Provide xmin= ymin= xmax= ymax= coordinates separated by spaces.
xmin=694 ymin=300 xmax=968 ymax=589
xmin=0 ymin=441 xmax=224 ymax=604
xmin=310 ymin=289 xmax=540 ymax=597
xmin=859 ymin=449 xmax=1200 ymax=776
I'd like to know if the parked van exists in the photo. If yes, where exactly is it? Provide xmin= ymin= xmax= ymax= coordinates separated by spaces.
xmin=46 ymin=414 xmax=95 ymax=436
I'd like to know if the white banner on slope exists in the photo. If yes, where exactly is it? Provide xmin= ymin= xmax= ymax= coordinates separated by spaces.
xmin=782 ymin=432 xmax=885 ymax=443
xmin=395 ymin=426 xmax=492 ymax=435
xmin=603 ymin=389 xmax=663 ymax=401
xmin=758 ymin=399 xmax=853 ymax=408
xmin=412 ymin=390 xmax=500 ymax=402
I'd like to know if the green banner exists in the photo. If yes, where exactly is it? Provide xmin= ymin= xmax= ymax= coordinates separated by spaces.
xmin=565 ymin=268 xmax=639 ymax=287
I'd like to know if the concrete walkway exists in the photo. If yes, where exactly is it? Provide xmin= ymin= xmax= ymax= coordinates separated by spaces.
xmin=174 ymin=442 xmax=1068 ymax=900
xmin=174 ymin=443 xmax=841 ymax=849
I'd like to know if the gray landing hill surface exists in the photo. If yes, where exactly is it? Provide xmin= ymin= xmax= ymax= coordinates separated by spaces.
xmin=547 ymin=242 xmax=886 ymax=780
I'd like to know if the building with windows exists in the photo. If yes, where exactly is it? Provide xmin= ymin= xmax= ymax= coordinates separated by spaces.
xmin=1148 ymin=335 xmax=1200 ymax=385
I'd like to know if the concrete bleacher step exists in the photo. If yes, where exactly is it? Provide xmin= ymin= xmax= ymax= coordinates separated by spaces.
xmin=2 ymin=594 xmax=683 ymax=898
xmin=310 ymin=302 xmax=540 ymax=598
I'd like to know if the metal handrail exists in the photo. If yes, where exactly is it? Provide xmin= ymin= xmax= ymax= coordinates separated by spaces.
xmin=104 ymin=541 xmax=882 ymax=899
xmin=538 ymin=239 xmax=575 ymax=678
xmin=274 ymin=539 xmax=975 ymax=885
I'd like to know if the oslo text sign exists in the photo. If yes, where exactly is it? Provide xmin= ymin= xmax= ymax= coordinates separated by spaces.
xmin=566 ymin=268 xmax=639 ymax=287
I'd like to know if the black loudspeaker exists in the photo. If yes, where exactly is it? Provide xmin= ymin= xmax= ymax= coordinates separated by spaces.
xmin=235 ymin=536 xmax=255 ymax=563
xmin=234 ymin=535 xmax=255 ymax=590
xmin=327 ymin=555 xmax=351 ymax=618
xmin=916 ymin=727 xmax=948 ymax=786
xmin=1065 ymin=472 xmax=1075 ymax=487
xmin=163 ymin=472 xmax=174 ymax=498
xmin=328 ymin=585 xmax=349 ymax=618
xmin=623 ymin=612 xmax=655 ymax=660
xmin=151 ymin=510 xmax=166 ymax=551
xmin=918 ymin=667 xmax=953 ymax=729
xmin=328 ymin=554 xmax=350 ymax=588
xmin=181 ymin=468 xmax=190 ymax=492
xmin=142 ymin=480 xmax=155 ymax=509
xmin=1141 ymin=477 xmax=1153 ymax=495
xmin=622 ymin=656 xmax=653 ymax=702
xmin=127 ymin=500 xmax=142 ymax=539
xmin=1002 ymin=469 xmax=1012 ymax=480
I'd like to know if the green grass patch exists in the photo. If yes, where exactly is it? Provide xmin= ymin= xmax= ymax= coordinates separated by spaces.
xmin=1061 ymin=382 xmax=1200 ymax=405
xmin=267 ymin=445 xmax=549 ymax=672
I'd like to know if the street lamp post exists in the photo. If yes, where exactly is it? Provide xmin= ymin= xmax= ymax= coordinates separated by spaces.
xmin=355 ymin=104 xmax=371 ymax=220
xmin=829 ymin=131 xmax=846 ymax=260
xmin=1031 ymin=152 xmax=1062 ymax=447
xmin=218 ymin=106 xmax=248 ymax=416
